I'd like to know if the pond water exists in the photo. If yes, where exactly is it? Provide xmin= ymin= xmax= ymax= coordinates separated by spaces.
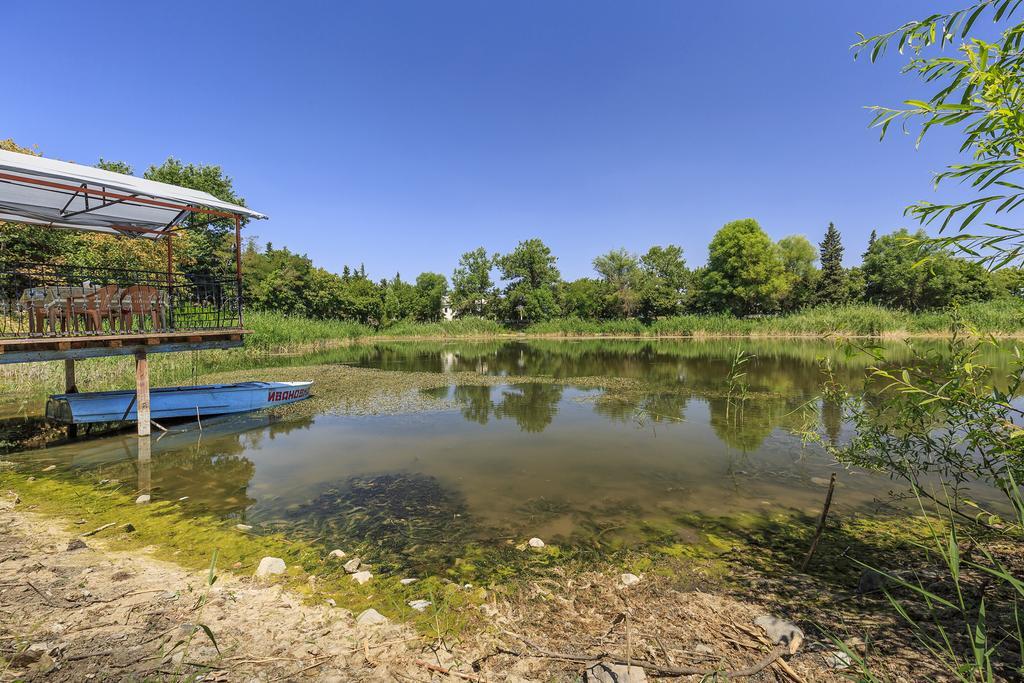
xmin=2 ymin=339 xmax=1015 ymax=574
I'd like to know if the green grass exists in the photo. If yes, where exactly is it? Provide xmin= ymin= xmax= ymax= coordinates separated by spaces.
xmin=376 ymin=316 xmax=507 ymax=338
xmin=245 ymin=310 xmax=372 ymax=350
xmin=523 ymin=300 xmax=1024 ymax=337
xmin=253 ymin=301 xmax=1024 ymax=342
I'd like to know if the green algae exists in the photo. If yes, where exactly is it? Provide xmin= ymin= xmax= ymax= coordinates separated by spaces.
xmin=0 ymin=469 xmax=482 ymax=638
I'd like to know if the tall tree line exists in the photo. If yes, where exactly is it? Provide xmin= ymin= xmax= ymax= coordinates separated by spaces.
xmin=1 ymin=140 xmax=1019 ymax=327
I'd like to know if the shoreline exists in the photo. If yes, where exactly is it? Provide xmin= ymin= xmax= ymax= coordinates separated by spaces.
xmin=248 ymin=328 xmax=1024 ymax=355
xmin=0 ymin=484 xmax=862 ymax=681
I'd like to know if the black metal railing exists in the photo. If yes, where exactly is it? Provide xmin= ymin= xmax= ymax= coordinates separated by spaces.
xmin=0 ymin=262 xmax=242 ymax=338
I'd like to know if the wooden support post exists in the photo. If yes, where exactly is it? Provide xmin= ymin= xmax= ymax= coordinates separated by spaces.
xmin=137 ymin=434 xmax=152 ymax=497
xmin=135 ymin=350 xmax=151 ymax=437
xmin=65 ymin=359 xmax=78 ymax=439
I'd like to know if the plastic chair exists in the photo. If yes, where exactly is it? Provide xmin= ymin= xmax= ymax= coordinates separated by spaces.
xmin=84 ymin=284 xmax=124 ymax=334
xmin=120 ymin=285 xmax=166 ymax=332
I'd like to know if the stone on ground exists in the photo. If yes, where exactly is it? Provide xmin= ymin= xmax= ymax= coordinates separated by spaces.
xmin=254 ymin=557 xmax=286 ymax=578
xmin=134 ymin=494 xmax=151 ymax=505
xmin=399 ymin=577 xmax=418 ymax=585
xmin=585 ymin=661 xmax=648 ymax=682
xmin=528 ymin=537 xmax=545 ymax=548
xmin=327 ymin=549 xmax=346 ymax=559
xmin=351 ymin=570 xmax=372 ymax=585
xmin=355 ymin=608 xmax=389 ymax=626
xmin=619 ymin=573 xmax=640 ymax=587
xmin=343 ymin=557 xmax=361 ymax=573
xmin=408 ymin=599 xmax=432 ymax=611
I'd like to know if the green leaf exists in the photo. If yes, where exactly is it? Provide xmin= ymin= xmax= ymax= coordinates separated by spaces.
xmin=199 ymin=624 xmax=221 ymax=654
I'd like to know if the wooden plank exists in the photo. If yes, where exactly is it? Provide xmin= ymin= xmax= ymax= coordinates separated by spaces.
xmin=0 ymin=339 xmax=244 ymax=365
xmin=0 ymin=329 xmax=252 ymax=348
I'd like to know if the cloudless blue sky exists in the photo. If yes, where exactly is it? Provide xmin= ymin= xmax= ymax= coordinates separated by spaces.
xmin=6 ymin=1 xmax=980 ymax=280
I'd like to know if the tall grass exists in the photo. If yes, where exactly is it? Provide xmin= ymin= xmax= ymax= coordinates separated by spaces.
xmin=524 ymin=301 xmax=1024 ymax=337
xmin=246 ymin=311 xmax=372 ymax=350
xmin=377 ymin=316 xmax=507 ymax=338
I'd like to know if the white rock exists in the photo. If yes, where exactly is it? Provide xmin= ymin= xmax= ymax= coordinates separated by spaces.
xmin=42 ymin=465 xmax=56 ymax=472
xmin=327 ymin=549 xmax=347 ymax=560
xmin=399 ymin=578 xmax=418 ymax=585
xmin=355 ymin=608 xmax=389 ymax=626
xmin=754 ymin=615 xmax=804 ymax=654
xmin=408 ymin=599 xmax=432 ymax=611
xmin=254 ymin=557 xmax=286 ymax=578
xmin=823 ymin=651 xmax=853 ymax=669
xmin=619 ymin=573 xmax=641 ymax=587
xmin=235 ymin=524 xmax=252 ymax=532
xmin=343 ymin=557 xmax=361 ymax=573
xmin=585 ymin=661 xmax=648 ymax=682
xmin=351 ymin=570 xmax=372 ymax=585
xmin=527 ymin=537 xmax=545 ymax=548
xmin=135 ymin=494 xmax=151 ymax=505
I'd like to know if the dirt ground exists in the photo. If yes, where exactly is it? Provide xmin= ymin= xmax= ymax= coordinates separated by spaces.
xmin=0 ymin=488 xmax=860 ymax=682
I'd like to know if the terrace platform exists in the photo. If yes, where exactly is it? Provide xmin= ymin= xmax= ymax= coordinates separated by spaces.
xmin=0 ymin=148 xmax=266 ymax=437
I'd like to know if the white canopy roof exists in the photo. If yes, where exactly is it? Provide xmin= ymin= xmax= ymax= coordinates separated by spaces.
xmin=0 ymin=149 xmax=266 ymax=238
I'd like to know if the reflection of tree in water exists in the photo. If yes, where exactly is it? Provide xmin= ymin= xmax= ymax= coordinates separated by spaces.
xmin=449 ymin=383 xmax=563 ymax=432
xmin=821 ymin=399 xmax=842 ymax=446
xmin=593 ymin=391 xmax=690 ymax=425
xmin=453 ymin=385 xmax=492 ymax=424
xmin=281 ymin=473 xmax=475 ymax=574
xmin=494 ymin=383 xmax=563 ymax=432
xmin=707 ymin=397 xmax=797 ymax=452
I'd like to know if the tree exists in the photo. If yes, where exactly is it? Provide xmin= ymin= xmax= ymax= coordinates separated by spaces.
xmin=778 ymin=234 xmax=819 ymax=311
xmin=451 ymin=247 xmax=494 ymax=316
xmin=144 ymin=157 xmax=247 ymax=278
xmin=862 ymin=229 xmax=995 ymax=309
xmin=336 ymin=276 xmax=383 ymax=325
xmin=698 ymin=219 xmax=789 ymax=315
xmin=559 ymin=278 xmax=612 ymax=319
xmin=857 ymin=2 xmax=1024 ymax=266
xmin=592 ymin=248 xmax=641 ymax=317
xmin=816 ymin=223 xmax=847 ymax=305
xmin=413 ymin=272 xmax=448 ymax=322
xmin=495 ymin=239 xmax=561 ymax=322
xmin=638 ymin=245 xmax=689 ymax=318
xmin=381 ymin=273 xmax=419 ymax=323
xmin=96 ymin=158 xmax=135 ymax=175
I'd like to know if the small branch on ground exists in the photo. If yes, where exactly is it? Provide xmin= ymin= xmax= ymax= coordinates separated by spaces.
xmin=801 ymin=472 xmax=836 ymax=571
xmin=500 ymin=632 xmax=788 ymax=678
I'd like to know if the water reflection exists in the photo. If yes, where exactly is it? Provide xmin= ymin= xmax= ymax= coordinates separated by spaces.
xmin=4 ymin=338 xmax=1016 ymax=576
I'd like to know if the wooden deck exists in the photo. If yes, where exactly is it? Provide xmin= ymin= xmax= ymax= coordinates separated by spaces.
xmin=0 ymin=329 xmax=250 ymax=364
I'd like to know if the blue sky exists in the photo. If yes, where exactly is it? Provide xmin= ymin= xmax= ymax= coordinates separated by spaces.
xmin=6 ymin=1 xmax=978 ymax=280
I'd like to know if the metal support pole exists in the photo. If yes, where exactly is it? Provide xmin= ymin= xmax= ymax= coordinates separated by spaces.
xmin=135 ymin=350 xmax=151 ymax=437
xmin=65 ymin=359 xmax=78 ymax=439
xmin=234 ymin=214 xmax=243 ymax=327
xmin=166 ymin=234 xmax=174 ymax=331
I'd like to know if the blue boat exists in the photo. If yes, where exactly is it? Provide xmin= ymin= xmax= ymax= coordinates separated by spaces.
xmin=45 ymin=381 xmax=313 ymax=424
